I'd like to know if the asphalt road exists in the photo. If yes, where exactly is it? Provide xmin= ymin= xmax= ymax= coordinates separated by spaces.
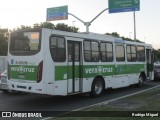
xmin=0 ymin=80 xmax=160 ymax=118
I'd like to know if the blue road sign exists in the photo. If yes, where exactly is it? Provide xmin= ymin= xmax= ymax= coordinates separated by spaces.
xmin=46 ymin=6 xmax=68 ymax=21
xmin=109 ymin=0 xmax=140 ymax=13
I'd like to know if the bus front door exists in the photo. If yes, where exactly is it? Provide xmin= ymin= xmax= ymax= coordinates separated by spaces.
xmin=67 ymin=41 xmax=82 ymax=94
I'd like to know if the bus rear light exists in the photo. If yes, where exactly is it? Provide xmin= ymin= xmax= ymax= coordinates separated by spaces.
xmin=36 ymin=61 xmax=43 ymax=83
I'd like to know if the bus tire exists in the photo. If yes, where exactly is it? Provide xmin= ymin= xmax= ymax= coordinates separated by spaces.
xmin=90 ymin=77 xmax=104 ymax=97
xmin=136 ymin=75 xmax=144 ymax=87
xmin=1 ymin=89 xmax=9 ymax=93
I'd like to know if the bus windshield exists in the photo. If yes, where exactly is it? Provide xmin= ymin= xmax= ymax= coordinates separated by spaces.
xmin=9 ymin=31 xmax=40 ymax=55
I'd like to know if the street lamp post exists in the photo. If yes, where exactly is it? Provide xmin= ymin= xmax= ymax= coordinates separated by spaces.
xmin=68 ymin=8 xmax=109 ymax=33
xmin=133 ymin=11 xmax=136 ymax=40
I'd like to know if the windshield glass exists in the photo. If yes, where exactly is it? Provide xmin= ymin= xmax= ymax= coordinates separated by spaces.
xmin=10 ymin=31 xmax=40 ymax=55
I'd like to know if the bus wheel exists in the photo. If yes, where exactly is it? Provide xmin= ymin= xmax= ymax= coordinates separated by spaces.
xmin=90 ymin=78 xmax=104 ymax=97
xmin=1 ymin=89 xmax=9 ymax=93
xmin=136 ymin=75 xmax=144 ymax=87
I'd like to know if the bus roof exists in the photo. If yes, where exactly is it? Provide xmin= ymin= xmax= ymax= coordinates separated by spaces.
xmin=35 ymin=28 xmax=152 ymax=48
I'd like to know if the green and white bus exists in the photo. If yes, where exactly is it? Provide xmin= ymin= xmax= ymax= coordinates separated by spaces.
xmin=7 ymin=28 xmax=154 ymax=97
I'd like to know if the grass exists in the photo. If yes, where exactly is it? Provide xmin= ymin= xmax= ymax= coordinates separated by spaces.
xmin=49 ymin=87 xmax=160 ymax=120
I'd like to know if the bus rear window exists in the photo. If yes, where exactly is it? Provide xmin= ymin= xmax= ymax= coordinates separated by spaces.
xmin=10 ymin=32 xmax=40 ymax=55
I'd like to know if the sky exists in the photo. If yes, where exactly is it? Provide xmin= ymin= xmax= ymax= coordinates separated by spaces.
xmin=0 ymin=0 xmax=160 ymax=49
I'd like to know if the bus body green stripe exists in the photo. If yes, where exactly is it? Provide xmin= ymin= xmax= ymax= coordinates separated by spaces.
xmin=9 ymin=64 xmax=145 ymax=81
xmin=55 ymin=64 xmax=145 ymax=81
xmin=125 ymin=64 xmax=145 ymax=74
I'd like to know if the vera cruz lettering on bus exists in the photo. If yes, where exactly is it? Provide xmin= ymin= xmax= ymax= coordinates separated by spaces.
xmin=11 ymin=66 xmax=35 ymax=73
xmin=85 ymin=66 xmax=113 ymax=74
xmin=9 ymin=65 xmax=38 ymax=81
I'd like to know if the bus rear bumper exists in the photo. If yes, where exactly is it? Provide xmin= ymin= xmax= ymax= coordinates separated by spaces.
xmin=8 ymin=80 xmax=46 ymax=94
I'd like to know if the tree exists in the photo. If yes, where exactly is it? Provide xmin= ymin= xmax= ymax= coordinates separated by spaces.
xmin=154 ymin=49 xmax=160 ymax=60
xmin=121 ymin=36 xmax=142 ymax=43
xmin=33 ymin=22 xmax=79 ymax=32
xmin=55 ymin=23 xmax=79 ymax=33
xmin=13 ymin=22 xmax=79 ymax=33
xmin=15 ymin=25 xmax=32 ymax=31
xmin=105 ymin=32 xmax=143 ymax=43
xmin=0 ymin=28 xmax=8 ymax=55
xmin=33 ymin=22 xmax=55 ymax=29
xmin=106 ymin=32 xmax=120 ymax=38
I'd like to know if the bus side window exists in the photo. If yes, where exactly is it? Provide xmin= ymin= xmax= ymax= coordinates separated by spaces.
xmin=84 ymin=40 xmax=99 ymax=62
xmin=127 ymin=45 xmax=137 ymax=62
xmin=115 ymin=45 xmax=125 ymax=62
xmin=50 ymin=36 xmax=66 ymax=62
xmin=100 ymin=42 xmax=113 ymax=62
xmin=92 ymin=42 xmax=99 ymax=61
xmin=137 ymin=46 xmax=145 ymax=62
